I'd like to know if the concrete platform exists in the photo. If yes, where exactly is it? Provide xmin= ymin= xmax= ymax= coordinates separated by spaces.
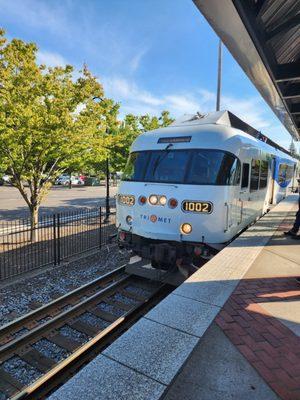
xmin=163 ymin=323 xmax=280 ymax=400
xmin=49 ymin=194 xmax=299 ymax=400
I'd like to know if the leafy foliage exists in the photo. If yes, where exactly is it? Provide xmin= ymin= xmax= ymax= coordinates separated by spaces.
xmin=108 ymin=110 xmax=174 ymax=172
xmin=0 ymin=29 xmax=174 ymax=232
xmin=0 ymin=30 xmax=109 ymax=229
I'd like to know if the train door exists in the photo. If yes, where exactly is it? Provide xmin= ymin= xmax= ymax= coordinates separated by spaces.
xmin=267 ymin=157 xmax=276 ymax=205
xmin=227 ymin=158 xmax=245 ymax=230
xmin=238 ymin=161 xmax=251 ymax=225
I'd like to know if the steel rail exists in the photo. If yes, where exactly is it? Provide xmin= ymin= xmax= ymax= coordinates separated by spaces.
xmin=12 ymin=283 xmax=170 ymax=400
xmin=0 ymin=274 xmax=131 ymax=361
xmin=0 ymin=265 xmax=126 ymax=342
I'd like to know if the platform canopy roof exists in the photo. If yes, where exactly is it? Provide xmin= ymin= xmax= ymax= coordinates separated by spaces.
xmin=193 ymin=0 xmax=300 ymax=141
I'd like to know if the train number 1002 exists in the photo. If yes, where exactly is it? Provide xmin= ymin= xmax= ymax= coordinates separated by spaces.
xmin=118 ymin=194 xmax=135 ymax=206
xmin=182 ymin=201 xmax=213 ymax=213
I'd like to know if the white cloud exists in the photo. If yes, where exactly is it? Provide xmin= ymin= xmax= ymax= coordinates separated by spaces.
xmin=103 ymin=76 xmax=268 ymax=124
xmin=266 ymin=125 xmax=297 ymax=151
xmin=0 ymin=0 xmax=152 ymax=77
xmin=103 ymin=76 xmax=204 ymax=116
xmin=0 ymin=0 xmax=68 ymax=36
xmin=129 ymin=47 xmax=148 ymax=72
xmin=164 ymin=95 xmax=200 ymax=113
xmin=101 ymin=76 xmax=297 ymax=149
xmin=102 ymin=77 xmax=163 ymax=109
xmin=1 ymin=0 xmax=295 ymax=149
xmin=37 ymin=50 xmax=68 ymax=67
xmin=221 ymin=95 xmax=271 ymax=130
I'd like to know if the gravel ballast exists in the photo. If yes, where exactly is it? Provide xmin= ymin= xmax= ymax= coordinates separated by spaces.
xmin=0 ymin=245 xmax=130 ymax=327
xmin=97 ymin=302 xmax=124 ymax=317
xmin=125 ymin=284 xmax=151 ymax=297
xmin=109 ymin=292 xmax=139 ymax=306
xmin=33 ymin=339 xmax=70 ymax=363
xmin=59 ymin=325 xmax=90 ymax=344
xmin=77 ymin=312 xmax=110 ymax=329
xmin=2 ymin=356 xmax=42 ymax=386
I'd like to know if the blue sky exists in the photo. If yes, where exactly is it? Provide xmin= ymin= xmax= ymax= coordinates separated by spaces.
xmin=0 ymin=0 xmax=298 ymax=150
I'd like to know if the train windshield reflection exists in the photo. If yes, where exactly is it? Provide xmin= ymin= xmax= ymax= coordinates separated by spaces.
xmin=122 ymin=149 xmax=240 ymax=185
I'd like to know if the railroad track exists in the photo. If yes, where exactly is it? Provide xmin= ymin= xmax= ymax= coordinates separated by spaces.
xmin=0 ymin=267 xmax=172 ymax=399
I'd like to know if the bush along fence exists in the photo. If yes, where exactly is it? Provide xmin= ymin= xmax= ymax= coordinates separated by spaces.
xmin=0 ymin=208 xmax=116 ymax=281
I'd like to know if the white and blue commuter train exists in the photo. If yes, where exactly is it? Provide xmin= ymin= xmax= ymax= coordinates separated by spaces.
xmin=116 ymin=111 xmax=299 ymax=271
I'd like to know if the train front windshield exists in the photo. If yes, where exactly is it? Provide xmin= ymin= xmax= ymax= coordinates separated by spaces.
xmin=122 ymin=149 xmax=240 ymax=185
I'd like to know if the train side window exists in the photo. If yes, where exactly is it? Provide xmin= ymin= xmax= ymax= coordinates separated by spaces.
xmin=250 ymin=159 xmax=260 ymax=191
xmin=259 ymin=160 xmax=268 ymax=189
xmin=228 ymin=158 xmax=241 ymax=185
xmin=241 ymin=163 xmax=249 ymax=188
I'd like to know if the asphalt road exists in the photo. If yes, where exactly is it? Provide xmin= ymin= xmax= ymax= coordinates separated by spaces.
xmin=0 ymin=185 xmax=118 ymax=222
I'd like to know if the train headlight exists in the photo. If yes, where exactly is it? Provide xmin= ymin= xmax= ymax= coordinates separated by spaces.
xmin=139 ymin=195 xmax=147 ymax=205
xmin=159 ymin=195 xmax=167 ymax=206
xmin=168 ymin=198 xmax=178 ymax=209
xmin=126 ymin=215 xmax=133 ymax=225
xmin=149 ymin=195 xmax=158 ymax=205
xmin=180 ymin=223 xmax=192 ymax=234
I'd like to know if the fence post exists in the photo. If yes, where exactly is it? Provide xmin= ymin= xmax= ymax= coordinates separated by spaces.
xmin=99 ymin=207 xmax=102 ymax=249
xmin=53 ymin=214 xmax=57 ymax=265
xmin=57 ymin=213 xmax=61 ymax=265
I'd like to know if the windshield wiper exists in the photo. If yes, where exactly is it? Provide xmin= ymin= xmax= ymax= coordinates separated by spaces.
xmin=152 ymin=144 xmax=173 ymax=176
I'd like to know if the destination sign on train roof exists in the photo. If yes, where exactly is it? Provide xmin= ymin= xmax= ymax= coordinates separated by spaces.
xmin=158 ymin=136 xmax=191 ymax=144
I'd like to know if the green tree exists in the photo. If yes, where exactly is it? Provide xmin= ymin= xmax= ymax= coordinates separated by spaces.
xmin=108 ymin=114 xmax=140 ymax=172
xmin=0 ymin=29 xmax=175 ymax=237
xmin=85 ymin=98 xmax=120 ymax=180
xmin=86 ymin=110 xmax=174 ymax=174
xmin=0 ymin=30 xmax=107 ymax=238
xmin=109 ymin=110 xmax=174 ymax=172
xmin=139 ymin=110 xmax=174 ymax=132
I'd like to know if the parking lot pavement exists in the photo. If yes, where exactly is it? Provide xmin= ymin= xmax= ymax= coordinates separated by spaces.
xmin=0 ymin=185 xmax=117 ymax=221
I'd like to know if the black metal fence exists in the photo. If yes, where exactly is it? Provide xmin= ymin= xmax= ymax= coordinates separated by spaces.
xmin=0 ymin=208 xmax=116 ymax=281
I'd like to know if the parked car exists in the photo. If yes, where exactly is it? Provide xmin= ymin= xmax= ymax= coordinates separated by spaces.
xmin=55 ymin=175 xmax=84 ymax=186
xmin=85 ymin=176 xmax=101 ymax=186
xmin=0 ymin=175 xmax=11 ymax=185
xmin=55 ymin=175 xmax=68 ymax=185
xmin=72 ymin=176 xmax=85 ymax=185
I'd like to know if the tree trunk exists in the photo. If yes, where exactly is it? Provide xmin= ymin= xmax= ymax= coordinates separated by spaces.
xmin=30 ymin=205 xmax=39 ymax=242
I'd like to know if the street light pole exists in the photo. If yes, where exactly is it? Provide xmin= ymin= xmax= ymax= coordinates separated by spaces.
xmin=216 ymin=39 xmax=222 ymax=112
xmin=104 ymin=156 xmax=110 ymax=222
xmin=92 ymin=96 xmax=111 ymax=223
